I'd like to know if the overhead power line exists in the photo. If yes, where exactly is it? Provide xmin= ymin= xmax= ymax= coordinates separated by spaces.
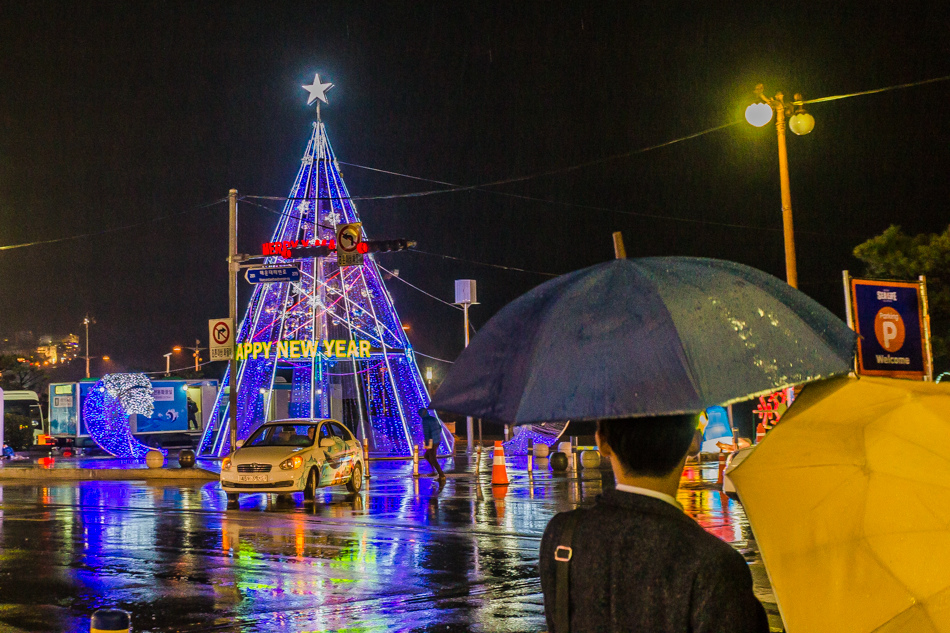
xmin=0 ymin=197 xmax=228 ymax=252
xmin=406 ymin=249 xmax=560 ymax=277
xmin=336 ymin=161 xmax=868 ymax=239
xmin=242 ymin=120 xmax=742 ymax=205
xmin=375 ymin=263 xmax=463 ymax=310
xmin=4 ymin=74 xmax=946 ymax=255
xmin=413 ymin=350 xmax=456 ymax=364
xmin=795 ymin=74 xmax=950 ymax=105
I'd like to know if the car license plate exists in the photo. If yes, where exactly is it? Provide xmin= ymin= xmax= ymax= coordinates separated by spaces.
xmin=239 ymin=475 xmax=268 ymax=483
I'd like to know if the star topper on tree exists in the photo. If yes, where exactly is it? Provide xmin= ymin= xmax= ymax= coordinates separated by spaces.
xmin=302 ymin=73 xmax=334 ymax=117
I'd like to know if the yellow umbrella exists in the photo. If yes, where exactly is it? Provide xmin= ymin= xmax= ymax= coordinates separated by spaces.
xmin=732 ymin=375 xmax=950 ymax=633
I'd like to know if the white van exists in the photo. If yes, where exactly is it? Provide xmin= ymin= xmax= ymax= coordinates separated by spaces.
xmin=2 ymin=390 xmax=47 ymax=445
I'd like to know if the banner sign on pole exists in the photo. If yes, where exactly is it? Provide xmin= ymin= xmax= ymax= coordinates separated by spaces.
xmin=208 ymin=318 xmax=234 ymax=361
xmin=844 ymin=274 xmax=931 ymax=380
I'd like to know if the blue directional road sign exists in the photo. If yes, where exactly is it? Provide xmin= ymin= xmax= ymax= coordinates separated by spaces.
xmin=245 ymin=265 xmax=301 ymax=284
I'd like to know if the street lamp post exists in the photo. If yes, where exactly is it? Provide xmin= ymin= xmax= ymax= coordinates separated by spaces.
xmin=164 ymin=346 xmax=182 ymax=376
xmin=82 ymin=315 xmax=95 ymax=379
xmin=745 ymin=84 xmax=815 ymax=289
xmin=454 ymin=280 xmax=478 ymax=452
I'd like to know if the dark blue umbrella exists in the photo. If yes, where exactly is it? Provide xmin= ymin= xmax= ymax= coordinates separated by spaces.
xmin=431 ymin=257 xmax=857 ymax=424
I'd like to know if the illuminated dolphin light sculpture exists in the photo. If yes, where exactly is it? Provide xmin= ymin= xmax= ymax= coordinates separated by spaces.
xmin=82 ymin=373 xmax=168 ymax=459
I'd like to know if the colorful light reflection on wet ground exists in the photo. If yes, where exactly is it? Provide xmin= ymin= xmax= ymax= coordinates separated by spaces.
xmin=0 ymin=456 xmax=780 ymax=632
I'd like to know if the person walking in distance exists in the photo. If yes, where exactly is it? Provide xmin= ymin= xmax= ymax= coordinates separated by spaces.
xmin=419 ymin=407 xmax=446 ymax=481
xmin=186 ymin=397 xmax=199 ymax=430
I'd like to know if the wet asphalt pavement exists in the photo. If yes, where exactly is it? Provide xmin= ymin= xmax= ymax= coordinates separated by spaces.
xmin=0 ymin=455 xmax=782 ymax=632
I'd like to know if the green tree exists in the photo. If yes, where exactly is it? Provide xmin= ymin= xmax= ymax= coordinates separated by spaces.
xmin=853 ymin=225 xmax=950 ymax=370
xmin=0 ymin=354 xmax=48 ymax=392
xmin=3 ymin=413 xmax=34 ymax=450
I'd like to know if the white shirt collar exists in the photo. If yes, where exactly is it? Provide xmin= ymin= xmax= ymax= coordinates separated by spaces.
xmin=614 ymin=483 xmax=683 ymax=511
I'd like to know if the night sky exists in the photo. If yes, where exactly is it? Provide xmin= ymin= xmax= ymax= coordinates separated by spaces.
xmin=1 ymin=1 xmax=948 ymax=379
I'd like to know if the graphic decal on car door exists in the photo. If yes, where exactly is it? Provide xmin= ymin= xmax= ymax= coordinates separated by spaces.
xmin=317 ymin=422 xmax=353 ymax=486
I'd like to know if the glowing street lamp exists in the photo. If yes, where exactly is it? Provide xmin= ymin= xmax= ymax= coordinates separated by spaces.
xmin=425 ymin=366 xmax=433 ymax=386
xmin=82 ymin=315 xmax=96 ymax=378
xmin=745 ymin=84 xmax=815 ymax=289
xmin=164 ymin=346 xmax=182 ymax=376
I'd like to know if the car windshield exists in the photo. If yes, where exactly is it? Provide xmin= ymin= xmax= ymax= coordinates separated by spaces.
xmin=244 ymin=424 xmax=317 ymax=448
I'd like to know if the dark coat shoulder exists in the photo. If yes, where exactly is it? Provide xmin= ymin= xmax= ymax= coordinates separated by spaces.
xmin=540 ymin=490 xmax=769 ymax=633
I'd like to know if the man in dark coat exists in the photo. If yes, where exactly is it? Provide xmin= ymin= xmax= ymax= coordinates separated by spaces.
xmin=539 ymin=414 xmax=769 ymax=632
xmin=186 ymin=397 xmax=199 ymax=430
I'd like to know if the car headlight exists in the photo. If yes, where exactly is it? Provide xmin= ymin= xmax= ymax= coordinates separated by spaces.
xmin=279 ymin=455 xmax=304 ymax=470
xmin=222 ymin=457 xmax=232 ymax=471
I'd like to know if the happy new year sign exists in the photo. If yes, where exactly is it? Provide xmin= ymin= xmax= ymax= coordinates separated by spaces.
xmin=235 ymin=339 xmax=372 ymax=361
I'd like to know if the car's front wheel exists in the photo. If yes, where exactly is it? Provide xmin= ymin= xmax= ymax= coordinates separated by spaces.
xmin=303 ymin=468 xmax=318 ymax=502
xmin=346 ymin=462 xmax=363 ymax=493
xmin=227 ymin=493 xmax=239 ymax=505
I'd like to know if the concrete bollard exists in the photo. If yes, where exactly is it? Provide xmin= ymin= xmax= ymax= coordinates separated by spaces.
xmin=557 ymin=441 xmax=575 ymax=471
xmin=362 ymin=437 xmax=371 ymax=479
xmin=91 ymin=608 xmax=131 ymax=633
xmin=579 ymin=450 xmax=601 ymax=470
xmin=533 ymin=442 xmax=550 ymax=458
xmin=412 ymin=444 xmax=420 ymax=478
xmin=178 ymin=449 xmax=196 ymax=468
xmin=145 ymin=450 xmax=164 ymax=469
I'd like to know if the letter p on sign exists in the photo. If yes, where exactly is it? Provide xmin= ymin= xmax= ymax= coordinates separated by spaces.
xmin=874 ymin=307 xmax=906 ymax=352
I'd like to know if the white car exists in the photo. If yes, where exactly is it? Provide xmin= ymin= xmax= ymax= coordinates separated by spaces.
xmin=220 ymin=419 xmax=364 ymax=505
xmin=722 ymin=446 xmax=754 ymax=500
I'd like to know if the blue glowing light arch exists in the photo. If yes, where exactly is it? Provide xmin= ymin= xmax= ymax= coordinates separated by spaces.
xmin=82 ymin=374 xmax=168 ymax=459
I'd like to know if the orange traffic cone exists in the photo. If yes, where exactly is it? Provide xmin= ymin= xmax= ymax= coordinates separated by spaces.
xmin=492 ymin=484 xmax=509 ymax=520
xmin=491 ymin=441 xmax=509 ymax=486
xmin=716 ymin=451 xmax=727 ymax=486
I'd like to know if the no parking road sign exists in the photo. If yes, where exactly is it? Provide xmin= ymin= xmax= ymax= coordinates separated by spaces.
xmin=208 ymin=318 xmax=234 ymax=361
xmin=336 ymin=222 xmax=364 ymax=267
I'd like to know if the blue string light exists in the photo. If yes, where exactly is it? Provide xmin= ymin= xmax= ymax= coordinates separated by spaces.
xmin=82 ymin=374 xmax=168 ymax=459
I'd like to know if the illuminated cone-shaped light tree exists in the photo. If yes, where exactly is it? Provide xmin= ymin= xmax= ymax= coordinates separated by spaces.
xmin=199 ymin=75 xmax=450 ymax=457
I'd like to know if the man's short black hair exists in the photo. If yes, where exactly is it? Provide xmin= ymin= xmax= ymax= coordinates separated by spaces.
xmin=597 ymin=414 xmax=698 ymax=477
xmin=418 ymin=408 xmax=429 ymax=417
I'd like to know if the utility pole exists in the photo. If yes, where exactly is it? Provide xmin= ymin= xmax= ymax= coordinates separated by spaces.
xmin=454 ymin=280 xmax=478 ymax=452
xmin=228 ymin=189 xmax=239 ymax=456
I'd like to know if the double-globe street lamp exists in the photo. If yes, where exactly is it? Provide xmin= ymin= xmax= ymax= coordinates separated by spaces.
xmin=745 ymin=84 xmax=816 ymax=289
